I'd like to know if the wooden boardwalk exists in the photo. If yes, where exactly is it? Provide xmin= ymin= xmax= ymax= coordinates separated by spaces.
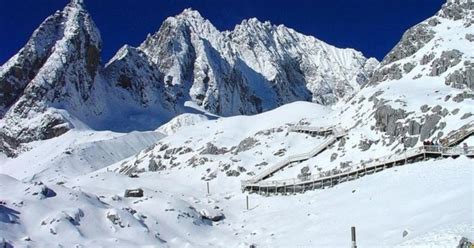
xmin=241 ymin=124 xmax=474 ymax=195
xmin=244 ymin=126 xmax=347 ymax=184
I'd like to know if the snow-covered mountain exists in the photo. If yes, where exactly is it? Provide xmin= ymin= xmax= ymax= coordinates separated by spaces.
xmin=0 ymin=0 xmax=377 ymax=157
xmin=123 ymin=9 xmax=378 ymax=115
xmin=0 ymin=0 xmax=102 ymax=156
xmin=1 ymin=0 xmax=473 ymax=247
xmin=115 ymin=0 xmax=473 ymax=176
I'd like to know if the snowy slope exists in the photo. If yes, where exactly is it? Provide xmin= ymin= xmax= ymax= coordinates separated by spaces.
xmin=1 ymin=156 xmax=472 ymax=247
xmin=111 ymin=0 xmax=473 ymax=197
xmin=1 ymin=0 xmax=473 ymax=247
xmin=0 ymin=130 xmax=164 ymax=182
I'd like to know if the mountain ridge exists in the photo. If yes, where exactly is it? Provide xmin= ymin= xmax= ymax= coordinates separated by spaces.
xmin=0 ymin=1 xmax=378 ymax=156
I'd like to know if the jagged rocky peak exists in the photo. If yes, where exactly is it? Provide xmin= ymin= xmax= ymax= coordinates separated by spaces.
xmin=139 ymin=8 xmax=221 ymax=61
xmin=2 ymin=3 xmax=379 ymax=156
xmin=0 ymin=0 xmax=98 ymax=117
xmin=0 ymin=0 xmax=103 ymax=156
xmin=370 ymin=0 xmax=473 ymax=90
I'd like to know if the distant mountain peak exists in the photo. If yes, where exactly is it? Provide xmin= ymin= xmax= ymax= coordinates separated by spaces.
xmin=1 ymin=2 xmax=377 ymax=156
xmin=68 ymin=0 xmax=86 ymax=9
xmin=177 ymin=8 xmax=205 ymax=20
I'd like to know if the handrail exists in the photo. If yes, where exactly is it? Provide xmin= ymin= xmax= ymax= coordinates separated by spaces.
xmin=242 ymin=124 xmax=474 ymax=192
xmin=242 ymin=145 xmax=474 ymax=189
xmin=288 ymin=125 xmax=335 ymax=133
xmin=250 ymin=136 xmax=337 ymax=182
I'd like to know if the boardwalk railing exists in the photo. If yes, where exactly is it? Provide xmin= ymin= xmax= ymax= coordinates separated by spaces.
xmin=242 ymin=145 xmax=474 ymax=191
xmin=243 ymin=126 xmax=347 ymax=184
xmin=242 ymin=123 xmax=474 ymax=194
xmin=441 ymin=123 xmax=474 ymax=147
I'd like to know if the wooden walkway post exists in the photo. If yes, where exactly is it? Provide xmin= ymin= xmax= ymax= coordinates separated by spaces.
xmin=351 ymin=226 xmax=357 ymax=248
xmin=207 ymin=181 xmax=210 ymax=195
xmin=246 ymin=195 xmax=249 ymax=210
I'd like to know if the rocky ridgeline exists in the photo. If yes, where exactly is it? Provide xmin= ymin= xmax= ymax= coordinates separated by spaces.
xmin=358 ymin=0 xmax=474 ymax=149
xmin=371 ymin=0 xmax=473 ymax=90
xmin=0 ymin=0 xmax=378 ymax=156
xmin=0 ymin=0 xmax=101 ymax=156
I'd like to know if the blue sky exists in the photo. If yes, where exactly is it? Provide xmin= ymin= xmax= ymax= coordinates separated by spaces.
xmin=0 ymin=0 xmax=444 ymax=64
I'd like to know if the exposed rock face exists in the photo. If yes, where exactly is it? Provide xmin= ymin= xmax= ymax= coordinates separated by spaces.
xmin=420 ymin=114 xmax=442 ymax=140
xmin=374 ymin=105 xmax=407 ymax=137
xmin=439 ymin=0 xmax=474 ymax=21
xmin=445 ymin=62 xmax=474 ymax=90
xmin=110 ymin=9 xmax=378 ymax=114
xmin=371 ymin=101 xmax=448 ymax=147
xmin=381 ymin=23 xmax=435 ymax=66
xmin=103 ymin=45 xmax=167 ymax=107
xmin=200 ymin=142 xmax=228 ymax=155
xmin=0 ymin=0 xmax=102 ymax=155
xmin=0 ymin=2 xmax=378 ymax=156
xmin=232 ymin=137 xmax=259 ymax=154
xmin=370 ymin=0 xmax=473 ymax=86
xmin=430 ymin=50 xmax=463 ymax=76
xmin=371 ymin=64 xmax=403 ymax=83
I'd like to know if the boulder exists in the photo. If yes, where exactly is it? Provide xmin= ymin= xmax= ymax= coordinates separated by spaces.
xmin=124 ymin=188 xmax=144 ymax=198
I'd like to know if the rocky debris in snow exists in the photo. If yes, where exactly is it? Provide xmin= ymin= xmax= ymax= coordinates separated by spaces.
xmin=466 ymin=33 xmax=474 ymax=41
xmin=226 ymin=170 xmax=240 ymax=177
xmin=273 ymin=148 xmax=287 ymax=157
xmin=148 ymin=159 xmax=165 ymax=172
xmin=255 ymin=162 xmax=268 ymax=168
xmin=380 ymin=23 xmax=435 ymax=66
xmin=297 ymin=166 xmax=311 ymax=181
xmin=420 ymin=114 xmax=442 ymax=140
xmin=445 ymin=62 xmax=474 ymax=90
xmin=232 ymin=137 xmax=259 ymax=154
xmin=460 ymin=113 xmax=472 ymax=120
xmin=457 ymin=237 xmax=473 ymax=248
xmin=407 ymin=120 xmax=422 ymax=135
xmin=374 ymin=104 xmax=407 ymax=137
xmin=359 ymin=139 xmax=375 ymax=151
xmin=338 ymin=137 xmax=346 ymax=148
xmin=124 ymin=188 xmax=144 ymax=198
xmin=439 ymin=0 xmax=474 ymax=21
xmin=255 ymin=127 xmax=285 ymax=136
xmin=330 ymin=153 xmax=339 ymax=162
xmin=187 ymin=156 xmax=209 ymax=167
xmin=421 ymin=53 xmax=436 ymax=65
xmin=199 ymin=209 xmax=225 ymax=222
xmin=403 ymin=62 xmax=416 ymax=73
xmin=111 ymin=195 xmax=122 ymax=201
xmin=430 ymin=49 xmax=463 ymax=76
xmin=200 ymin=143 xmax=229 ymax=155
xmin=428 ymin=17 xmax=441 ymax=26
xmin=106 ymin=210 xmax=125 ymax=228
xmin=370 ymin=64 xmax=403 ymax=83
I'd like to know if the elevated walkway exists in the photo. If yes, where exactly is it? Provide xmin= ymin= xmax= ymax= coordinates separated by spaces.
xmin=241 ymin=123 xmax=474 ymax=195
xmin=242 ymin=126 xmax=346 ymax=184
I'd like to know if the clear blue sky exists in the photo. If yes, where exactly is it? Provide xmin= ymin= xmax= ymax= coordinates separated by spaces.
xmin=0 ymin=0 xmax=444 ymax=64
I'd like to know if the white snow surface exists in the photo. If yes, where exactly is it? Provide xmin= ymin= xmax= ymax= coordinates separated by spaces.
xmin=0 ymin=130 xmax=164 ymax=182
xmin=1 ymin=0 xmax=474 ymax=247
xmin=0 ymin=156 xmax=472 ymax=247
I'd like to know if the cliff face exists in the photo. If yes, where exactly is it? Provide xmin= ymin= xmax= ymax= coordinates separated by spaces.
xmin=348 ymin=0 xmax=474 ymax=150
xmin=114 ymin=9 xmax=377 ymax=116
xmin=371 ymin=0 xmax=473 ymax=90
xmin=0 ymin=1 xmax=379 ymax=156
xmin=0 ymin=0 xmax=102 ymax=155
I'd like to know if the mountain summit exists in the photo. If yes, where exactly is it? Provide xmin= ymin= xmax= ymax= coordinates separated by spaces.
xmin=0 ymin=2 xmax=378 ymax=156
